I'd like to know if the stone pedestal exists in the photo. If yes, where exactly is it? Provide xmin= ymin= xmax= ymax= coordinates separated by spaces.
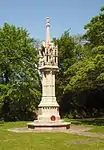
xmin=28 ymin=120 xmax=70 ymax=131
xmin=27 ymin=17 xmax=71 ymax=131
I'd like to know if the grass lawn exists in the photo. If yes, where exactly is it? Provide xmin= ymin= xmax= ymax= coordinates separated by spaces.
xmin=0 ymin=122 xmax=104 ymax=150
xmin=89 ymin=126 xmax=104 ymax=133
xmin=65 ymin=118 xmax=104 ymax=134
xmin=64 ymin=117 xmax=104 ymax=125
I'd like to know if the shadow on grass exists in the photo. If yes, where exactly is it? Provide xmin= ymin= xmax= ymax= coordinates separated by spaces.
xmin=0 ymin=121 xmax=4 ymax=127
xmin=71 ymin=118 xmax=104 ymax=126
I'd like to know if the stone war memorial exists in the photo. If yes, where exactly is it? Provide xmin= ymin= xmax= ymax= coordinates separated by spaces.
xmin=28 ymin=17 xmax=71 ymax=131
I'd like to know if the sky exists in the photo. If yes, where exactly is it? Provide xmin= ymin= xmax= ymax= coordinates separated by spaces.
xmin=0 ymin=0 xmax=103 ymax=40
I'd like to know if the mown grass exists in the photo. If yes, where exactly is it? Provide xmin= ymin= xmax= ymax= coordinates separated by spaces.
xmin=0 ymin=121 xmax=104 ymax=150
xmin=89 ymin=126 xmax=104 ymax=133
xmin=64 ymin=117 xmax=104 ymax=125
xmin=65 ymin=117 xmax=104 ymax=134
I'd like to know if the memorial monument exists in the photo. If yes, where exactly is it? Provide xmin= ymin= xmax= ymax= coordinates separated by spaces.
xmin=28 ymin=17 xmax=70 ymax=130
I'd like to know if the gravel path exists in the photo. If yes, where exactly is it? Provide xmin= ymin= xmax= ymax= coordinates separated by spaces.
xmin=68 ymin=125 xmax=104 ymax=139
xmin=8 ymin=125 xmax=104 ymax=139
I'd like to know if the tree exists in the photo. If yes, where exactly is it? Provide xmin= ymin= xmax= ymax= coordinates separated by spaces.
xmin=65 ymin=6 xmax=104 ymax=92
xmin=0 ymin=23 xmax=41 ymax=121
xmin=63 ymin=6 xmax=104 ymax=118
xmin=53 ymin=31 xmax=75 ymax=101
xmin=83 ymin=6 xmax=104 ymax=48
xmin=53 ymin=31 xmax=84 ymax=116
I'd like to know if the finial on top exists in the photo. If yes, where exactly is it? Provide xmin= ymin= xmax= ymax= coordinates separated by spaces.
xmin=46 ymin=17 xmax=51 ymax=44
xmin=46 ymin=17 xmax=50 ymax=27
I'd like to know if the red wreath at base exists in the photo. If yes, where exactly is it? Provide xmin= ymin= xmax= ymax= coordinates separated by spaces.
xmin=50 ymin=115 xmax=56 ymax=121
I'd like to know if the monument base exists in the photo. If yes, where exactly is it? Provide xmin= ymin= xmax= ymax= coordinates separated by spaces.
xmin=27 ymin=120 xmax=71 ymax=131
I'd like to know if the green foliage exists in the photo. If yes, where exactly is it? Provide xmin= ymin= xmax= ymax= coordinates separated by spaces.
xmin=83 ymin=6 xmax=104 ymax=48
xmin=54 ymin=6 xmax=104 ymax=118
xmin=53 ymin=30 xmax=78 ymax=102
xmin=0 ymin=23 xmax=41 ymax=121
xmin=65 ymin=7 xmax=104 ymax=92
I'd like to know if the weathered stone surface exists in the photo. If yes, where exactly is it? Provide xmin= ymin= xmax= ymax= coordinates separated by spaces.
xmin=28 ymin=17 xmax=70 ymax=130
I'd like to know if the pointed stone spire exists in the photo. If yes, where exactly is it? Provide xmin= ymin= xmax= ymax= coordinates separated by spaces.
xmin=46 ymin=17 xmax=51 ymax=44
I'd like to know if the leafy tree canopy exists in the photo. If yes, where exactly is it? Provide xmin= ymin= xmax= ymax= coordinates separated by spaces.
xmin=0 ymin=23 xmax=41 ymax=120
xmin=65 ymin=7 xmax=104 ymax=92
xmin=53 ymin=31 xmax=83 ymax=102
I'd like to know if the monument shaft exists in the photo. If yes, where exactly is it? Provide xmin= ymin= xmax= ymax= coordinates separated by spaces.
xmin=28 ymin=17 xmax=70 ymax=130
xmin=38 ymin=17 xmax=60 ymax=121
